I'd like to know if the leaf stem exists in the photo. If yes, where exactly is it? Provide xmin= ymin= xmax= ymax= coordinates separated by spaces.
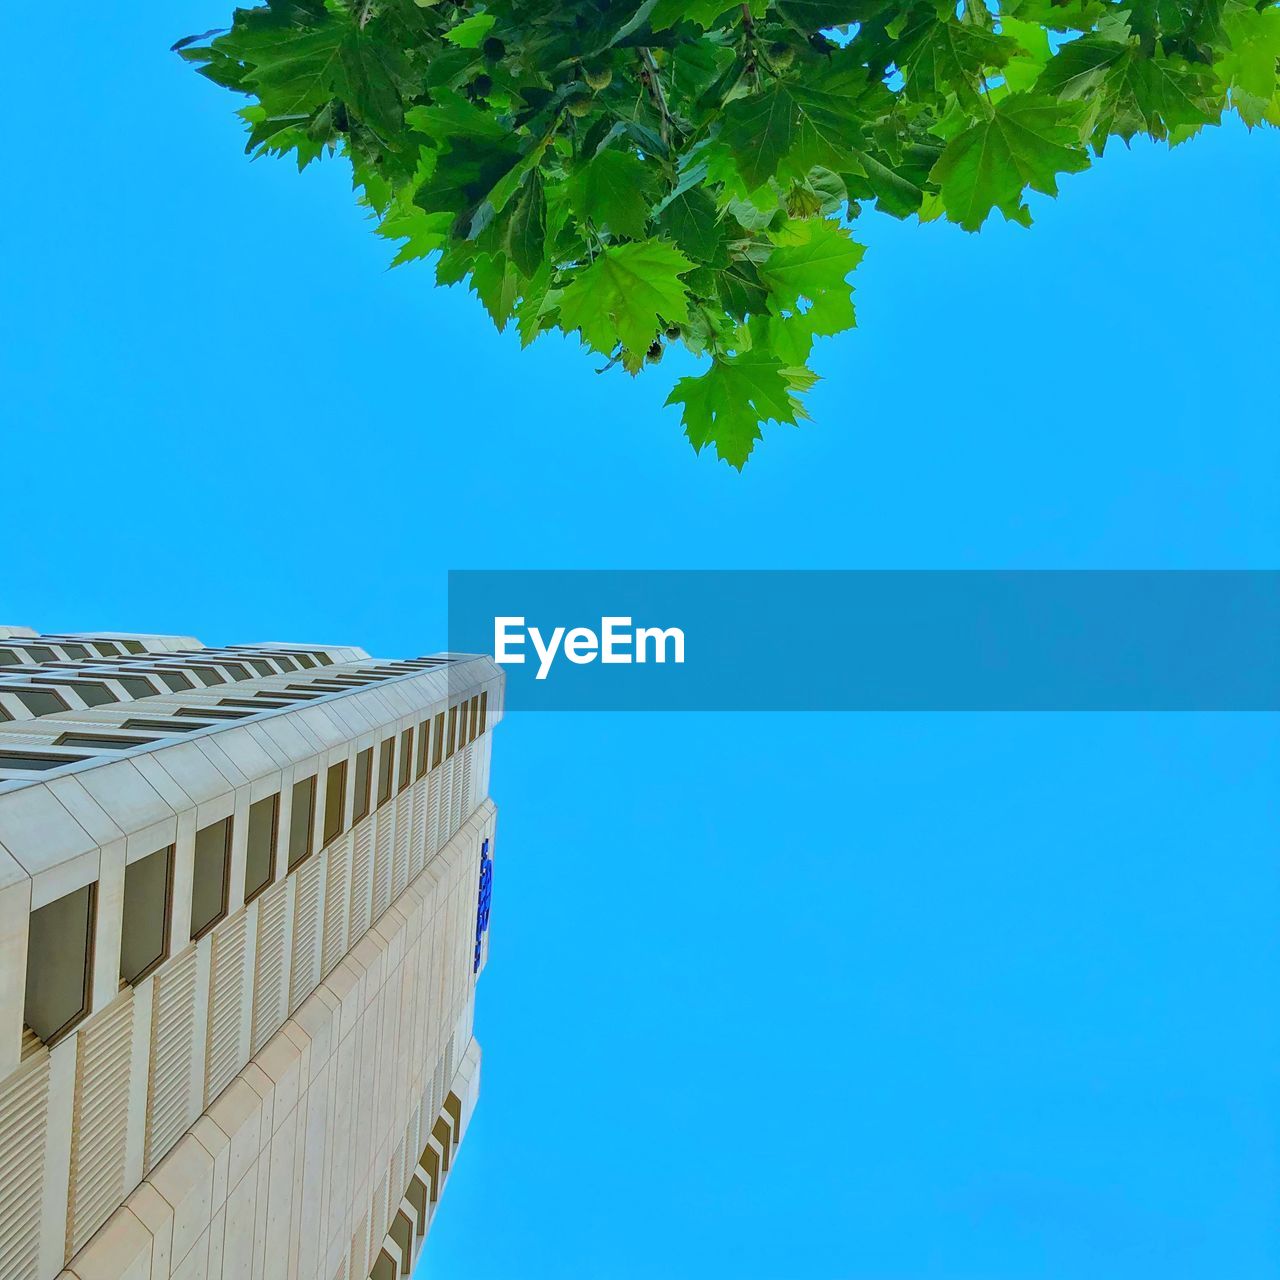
xmin=639 ymin=48 xmax=672 ymax=145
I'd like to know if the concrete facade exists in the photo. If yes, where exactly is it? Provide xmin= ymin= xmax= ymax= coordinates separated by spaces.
xmin=0 ymin=629 xmax=501 ymax=1280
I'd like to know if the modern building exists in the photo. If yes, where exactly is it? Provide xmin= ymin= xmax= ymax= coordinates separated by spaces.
xmin=0 ymin=626 xmax=502 ymax=1280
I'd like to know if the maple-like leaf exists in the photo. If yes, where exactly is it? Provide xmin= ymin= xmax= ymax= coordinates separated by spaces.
xmin=932 ymin=93 xmax=1091 ymax=230
xmin=565 ymin=150 xmax=657 ymax=241
xmin=557 ymin=239 xmax=695 ymax=362
xmin=666 ymin=352 xmax=810 ymax=469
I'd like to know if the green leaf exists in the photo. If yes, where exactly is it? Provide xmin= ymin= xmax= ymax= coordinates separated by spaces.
xmin=932 ymin=93 xmax=1090 ymax=230
xmin=760 ymin=219 xmax=864 ymax=314
xmin=565 ymin=149 xmax=657 ymax=241
xmin=651 ymin=0 xmax=737 ymax=30
xmin=444 ymin=13 xmax=496 ymax=49
xmin=666 ymin=352 xmax=809 ymax=469
xmin=656 ymin=186 xmax=729 ymax=264
xmin=557 ymin=239 xmax=694 ymax=359
xmin=505 ymin=171 xmax=547 ymax=276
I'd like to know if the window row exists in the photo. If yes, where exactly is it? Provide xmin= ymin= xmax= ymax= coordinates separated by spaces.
xmin=19 ymin=691 xmax=489 ymax=1044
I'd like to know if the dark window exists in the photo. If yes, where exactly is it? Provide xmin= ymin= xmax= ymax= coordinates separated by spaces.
xmin=61 ymin=644 xmax=90 ymax=660
xmin=353 ymin=748 xmax=373 ymax=822
xmin=217 ymin=663 xmax=250 ymax=680
xmin=122 ymin=718 xmax=209 ymax=734
xmin=248 ymin=660 xmax=274 ymax=676
xmin=457 ymin=700 xmax=469 ymax=749
xmin=24 ymin=883 xmax=96 ymax=1043
xmin=12 ymin=688 xmax=69 ymax=717
xmin=288 ymin=776 xmax=316 ymax=870
xmin=25 ymin=646 xmax=56 ymax=662
xmin=122 ymin=640 xmax=145 ymax=654
xmin=120 ymin=846 xmax=173 ymax=984
xmin=470 ymin=695 xmax=480 ymax=742
xmin=0 ymin=649 xmax=16 ymax=664
xmin=190 ymin=667 xmax=225 ymax=687
xmin=416 ymin=721 xmax=430 ymax=779
xmin=115 ymin=676 xmax=162 ymax=699
xmin=323 ymin=761 xmax=347 ymax=846
xmin=315 ymin=652 xmax=334 ymax=666
xmin=431 ymin=714 xmax=444 ymax=769
xmin=177 ymin=707 xmax=250 ymax=720
xmin=293 ymin=653 xmax=316 ymax=669
xmin=0 ymin=750 xmax=88 ymax=770
xmin=245 ymin=794 xmax=278 ymax=902
xmin=92 ymin=641 xmax=121 ymax=657
xmin=56 ymin=732 xmax=160 ymax=749
xmin=377 ymin=737 xmax=395 ymax=807
xmin=191 ymin=817 xmax=232 ymax=939
xmin=446 ymin=706 xmax=458 ymax=759
xmin=398 ymin=728 xmax=413 ymax=792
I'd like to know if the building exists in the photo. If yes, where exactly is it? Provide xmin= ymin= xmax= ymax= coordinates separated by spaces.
xmin=0 ymin=626 xmax=502 ymax=1280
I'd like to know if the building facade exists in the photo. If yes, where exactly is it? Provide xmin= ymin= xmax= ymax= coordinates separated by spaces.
xmin=0 ymin=626 xmax=501 ymax=1280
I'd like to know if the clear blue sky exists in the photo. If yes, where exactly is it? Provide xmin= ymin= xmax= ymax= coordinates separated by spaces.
xmin=3 ymin=7 xmax=1279 ymax=1278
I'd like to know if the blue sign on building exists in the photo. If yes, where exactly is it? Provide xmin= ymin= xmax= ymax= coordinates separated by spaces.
xmin=474 ymin=837 xmax=492 ymax=973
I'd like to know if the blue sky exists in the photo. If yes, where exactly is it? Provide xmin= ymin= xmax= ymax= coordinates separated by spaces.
xmin=3 ymin=6 xmax=1279 ymax=1277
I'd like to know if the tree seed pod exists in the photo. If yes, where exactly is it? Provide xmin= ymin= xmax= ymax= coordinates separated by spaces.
xmin=585 ymin=63 xmax=613 ymax=91
xmin=567 ymin=92 xmax=593 ymax=117
xmin=646 ymin=339 xmax=664 ymax=363
xmin=483 ymin=36 xmax=505 ymax=61
xmin=767 ymin=40 xmax=796 ymax=69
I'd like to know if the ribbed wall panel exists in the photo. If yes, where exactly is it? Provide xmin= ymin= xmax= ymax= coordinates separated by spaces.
xmin=205 ymin=912 xmax=248 ymax=1105
xmin=409 ymin=779 xmax=426 ymax=880
xmin=391 ymin=793 xmax=410 ymax=901
xmin=251 ymin=880 xmax=290 ymax=1053
xmin=66 ymin=994 xmax=134 ymax=1257
xmin=451 ymin=754 xmax=464 ymax=832
xmin=322 ymin=831 xmax=352 ymax=976
xmin=425 ymin=776 xmax=441 ymax=864
xmin=461 ymin=746 xmax=473 ymax=821
xmin=0 ymin=1050 xmax=49 ymax=1279
xmin=349 ymin=1213 xmax=368 ymax=1280
xmin=290 ymin=856 xmax=325 ymax=1012
xmin=372 ymin=810 xmax=393 ymax=920
xmin=144 ymin=946 xmax=198 ymax=1171
xmin=435 ymin=761 xmax=452 ymax=851
xmin=350 ymin=822 xmax=373 ymax=940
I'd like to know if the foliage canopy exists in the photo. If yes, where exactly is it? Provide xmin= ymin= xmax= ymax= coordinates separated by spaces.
xmin=181 ymin=0 xmax=1278 ymax=466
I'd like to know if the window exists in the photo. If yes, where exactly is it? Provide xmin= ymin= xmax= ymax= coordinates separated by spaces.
xmin=56 ymin=732 xmax=160 ymax=749
xmin=0 ymin=648 xmax=16 ymax=664
xmin=0 ymin=750 xmax=89 ymax=770
xmin=293 ymin=653 xmax=316 ymax=669
xmin=323 ymin=761 xmax=347 ymax=846
xmin=24 ymin=883 xmax=96 ymax=1043
xmin=470 ymin=694 xmax=480 ymax=742
xmin=122 ymin=718 xmax=212 ymax=733
xmin=25 ymin=646 xmax=55 ymax=662
xmin=92 ymin=641 xmax=121 ymax=657
xmin=245 ymin=794 xmax=278 ymax=902
xmin=431 ymin=713 xmax=444 ymax=769
xmin=446 ymin=706 xmax=458 ymax=759
xmin=61 ymin=643 xmax=90 ymax=660
xmin=115 ymin=676 xmax=162 ymax=699
xmin=190 ymin=667 xmax=225 ymax=686
xmin=288 ymin=776 xmax=316 ymax=870
xmin=416 ymin=720 xmax=430 ymax=778
xmin=191 ymin=817 xmax=232 ymax=940
xmin=353 ymin=748 xmax=373 ymax=822
xmin=155 ymin=671 xmax=195 ymax=692
xmin=457 ymin=700 xmax=469 ymax=748
xmin=398 ymin=728 xmax=413 ymax=792
xmin=122 ymin=640 xmax=145 ymax=654
xmin=12 ymin=688 xmax=69 ymax=717
xmin=120 ymin=846 xmax=173 ymax=984
xmin=377 ymin=737 xmax=395 ymax=807
xmin=54 ymin=682 xmax=114 ymax=707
